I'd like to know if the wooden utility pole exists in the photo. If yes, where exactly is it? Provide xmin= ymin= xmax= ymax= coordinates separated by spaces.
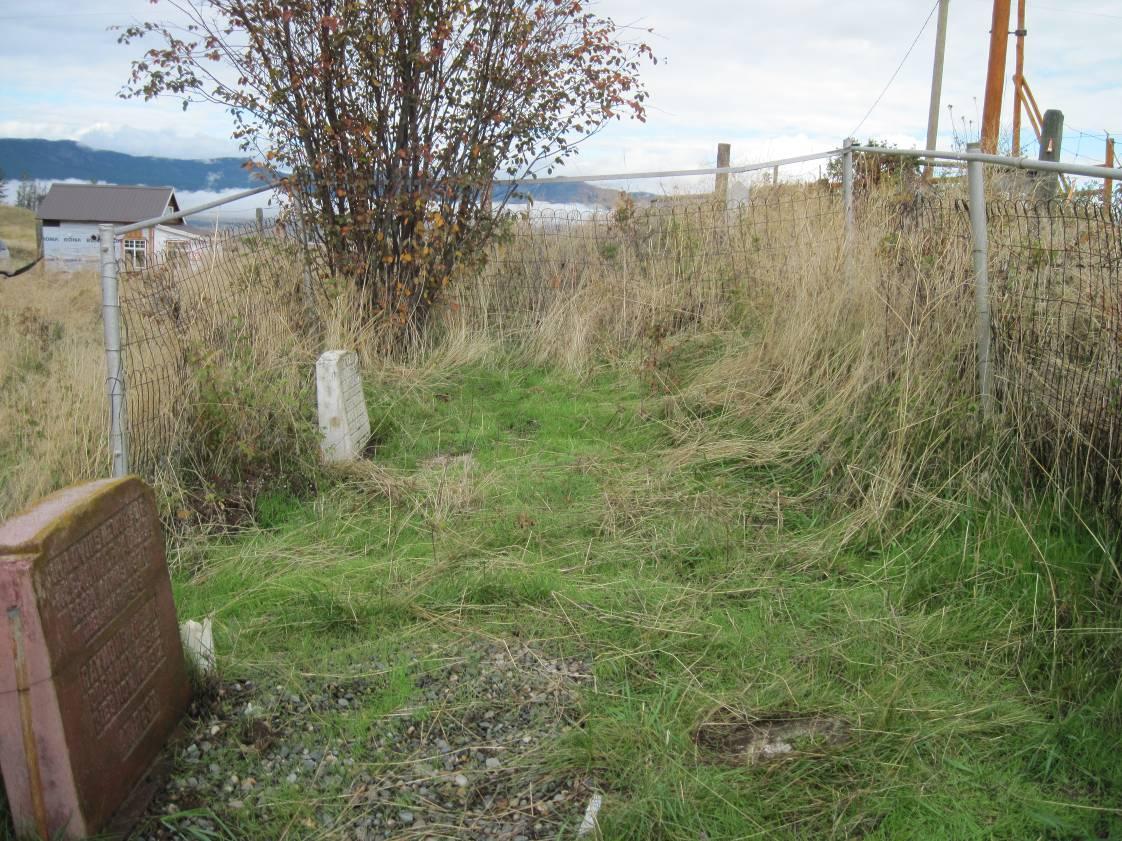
xmin=924 ymin=0 xmax=951 ymax=178
xmin=1106 ymin=136 xmax=1116 ymax=212
xmin=714 ymin=143 xmax=731 ymax=202
xmin=981 ymin=0 xmax=1012 ymax=153
xmin=1011 ymin=0 xmax=1026 ymax=156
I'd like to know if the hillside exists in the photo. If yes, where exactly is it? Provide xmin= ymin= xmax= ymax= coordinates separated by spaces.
xmin=1 ymin=138 xmax=653 ymax=207
xmin=0 ymin=138 xmax=257 ymax=192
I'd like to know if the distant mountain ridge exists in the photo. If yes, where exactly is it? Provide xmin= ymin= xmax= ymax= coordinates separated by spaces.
xmin=0 ymin=138 xmax=257 ymax=192
xmin=0 ymin=138 xmax=651 ymax=207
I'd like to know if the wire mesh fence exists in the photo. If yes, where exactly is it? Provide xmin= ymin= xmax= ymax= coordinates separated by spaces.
xmin=112 ymin=173 xmax=1122 ymax=512
xmin=118 ymin=220 xmax=316 ymax=476
xmin=445 ymin=185 xmax=845 ymax=338
xmin=987 ymin=199 xmax=1122 ymax=496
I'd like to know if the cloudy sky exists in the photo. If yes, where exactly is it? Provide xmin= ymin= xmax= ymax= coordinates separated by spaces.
xmin=1 ymin=0 xmax=1119 ymax=190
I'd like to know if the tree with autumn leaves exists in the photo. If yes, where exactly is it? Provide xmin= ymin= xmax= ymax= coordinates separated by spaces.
xmin=119 ymin=0 xmax=653 ymax=336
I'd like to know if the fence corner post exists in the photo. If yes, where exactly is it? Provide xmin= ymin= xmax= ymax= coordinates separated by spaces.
xmin=98 ymin=223 xmax=129 ymax=477
xmin=966 ymin=142 xmax=994 ymax=420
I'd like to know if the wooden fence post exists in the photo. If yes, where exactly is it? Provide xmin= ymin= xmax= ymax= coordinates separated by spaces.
xmin=1034 ymin=109 xmax=1064 ymax=198
xmin=714 ymin=143 xmax=731 ymax=203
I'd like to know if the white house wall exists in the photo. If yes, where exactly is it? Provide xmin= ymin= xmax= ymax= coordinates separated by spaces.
xmin=41 ymin=222 xmax=101 ymax=270
xmin=41 ymin=223 xmax=205 ymax=272
xmin=153 ymin=226 xmax=205 ymax=251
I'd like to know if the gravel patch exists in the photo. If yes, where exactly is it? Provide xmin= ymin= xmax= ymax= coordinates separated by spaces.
xmin=137 ymin=639 xmax=595 ymax=839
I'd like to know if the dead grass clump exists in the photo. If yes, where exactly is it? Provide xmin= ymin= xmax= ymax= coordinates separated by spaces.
xmin=694 ymin=707 xmax=851 ymax=766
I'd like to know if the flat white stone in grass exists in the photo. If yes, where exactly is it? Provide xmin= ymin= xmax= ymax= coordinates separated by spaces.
xmin=180 ymin=617 xmax=215 ymax=675
xmin=316 ymin=350 xmax=371 ymax=462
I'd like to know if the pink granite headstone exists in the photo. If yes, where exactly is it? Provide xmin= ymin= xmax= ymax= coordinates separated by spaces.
xmin=0 ymin=477 xmax=190 ymax=839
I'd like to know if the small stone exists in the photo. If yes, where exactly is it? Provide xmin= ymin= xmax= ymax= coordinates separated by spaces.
xmin=399 ymin=811 xmax=414 ymax=825
xmin=286 ymin=773 xmax=298 ymax=784
xmin=454 ymin=774 xmax=468 ymax=787
xmin=485 ymin=757 xmax=501 ymax=770
xmin=228 ymin=800 xmax=244 ymax=810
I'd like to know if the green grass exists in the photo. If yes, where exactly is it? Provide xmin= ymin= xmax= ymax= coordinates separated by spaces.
xmin=158 ymin=349 xmax=1122 ymax=839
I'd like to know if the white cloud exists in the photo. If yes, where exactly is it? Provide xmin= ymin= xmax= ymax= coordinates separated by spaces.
xmin=1 ymin=0 xmax=1118 ymax=181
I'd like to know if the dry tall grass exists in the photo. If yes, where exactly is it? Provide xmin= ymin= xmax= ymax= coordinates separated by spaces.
xmin=1 ymin=183 xmax=1118 ymax=534
xmin=439 ymin=184 xmax=1120 ymax=535
xmin=441 ymin=186 xmax=842 ymax=369
xmin=0 ymin=265 xmax=106 ymax=518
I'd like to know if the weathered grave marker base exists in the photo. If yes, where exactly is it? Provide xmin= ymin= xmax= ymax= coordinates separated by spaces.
xmin=0 ymin=477 xmax=190 ymax=839
xmin=317 ymin=349 xmax=372 ymax=462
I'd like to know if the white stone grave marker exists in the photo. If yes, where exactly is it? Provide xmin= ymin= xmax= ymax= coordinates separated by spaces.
xmin=317 ymin=350 xmax=371 ymax=462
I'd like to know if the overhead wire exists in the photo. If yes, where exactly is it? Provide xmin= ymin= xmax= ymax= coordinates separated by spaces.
xmin=849 ymin=0 xmax=941 ymax=139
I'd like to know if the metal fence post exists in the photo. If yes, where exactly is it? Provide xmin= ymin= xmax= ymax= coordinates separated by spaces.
xmin=98 ymin=224 xmax=129 ymax=477
xmin=842 ymin=137 xmax=856 ymax=242
xmin=966 ymin=143 xmax=994 ymax=419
